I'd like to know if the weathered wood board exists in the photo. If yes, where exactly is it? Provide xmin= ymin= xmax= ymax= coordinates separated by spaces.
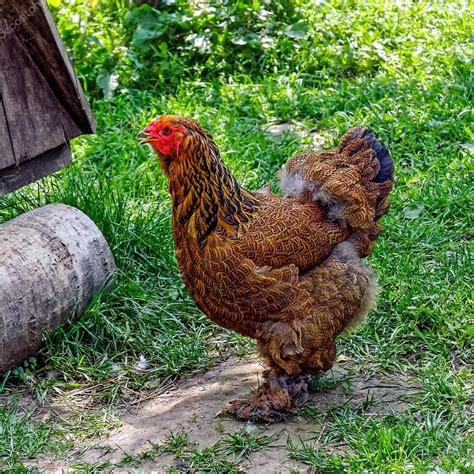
xmin=0 ymin=21 xmax=81 ymax=163
xmin=0 ymin=103 xmax=15 ymax=169
xmin=0 ymin=144 xmax=71 ymax=196
xmin=0 ymin=0 xmax=95 ymax=195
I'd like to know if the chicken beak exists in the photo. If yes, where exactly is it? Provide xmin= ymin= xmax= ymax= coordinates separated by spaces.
xmin=137 ymin=127 xmax=154 ymax=145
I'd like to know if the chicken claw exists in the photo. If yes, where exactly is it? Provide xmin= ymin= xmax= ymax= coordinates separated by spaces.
xmin=220 ymin=371 xmax=310 ymax=422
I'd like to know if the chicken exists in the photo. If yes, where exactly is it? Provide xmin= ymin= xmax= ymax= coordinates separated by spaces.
xmin=138 ymin=116 xmax=394 ymax=421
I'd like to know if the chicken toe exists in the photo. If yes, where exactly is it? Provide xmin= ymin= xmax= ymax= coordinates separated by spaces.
xmin=220 ymin=371 xmax=310 ymax=422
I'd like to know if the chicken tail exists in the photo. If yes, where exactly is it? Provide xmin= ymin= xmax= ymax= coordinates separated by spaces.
xmin=280 ymin=126 xmax=394 ymax=256
xmin=338 ymin=125 xmax=394 ymax=202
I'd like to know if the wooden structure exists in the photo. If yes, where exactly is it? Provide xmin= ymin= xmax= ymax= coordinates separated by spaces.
xmin=0 ymin=0 xmax=95 ymax=195
xmin=0 ymin=2 xmax=115 ymax=373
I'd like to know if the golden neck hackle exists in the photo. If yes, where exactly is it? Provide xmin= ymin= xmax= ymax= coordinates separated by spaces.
xmin=168 ymin=131 xmax=259 ymax=244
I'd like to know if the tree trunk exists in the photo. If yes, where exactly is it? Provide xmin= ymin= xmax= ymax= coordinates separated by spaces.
xmin=0 ymin=204 xmax=116 ymax=373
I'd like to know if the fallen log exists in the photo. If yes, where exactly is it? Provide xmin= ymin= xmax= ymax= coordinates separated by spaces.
xmin=0 ymin=204 xmax=116 ymax=373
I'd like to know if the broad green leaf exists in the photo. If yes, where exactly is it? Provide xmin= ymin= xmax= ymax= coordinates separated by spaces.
xmin=284 ymin=22 xmax=309 ymax=39
xmin=132 ymin=25 xmax=167 ymax=48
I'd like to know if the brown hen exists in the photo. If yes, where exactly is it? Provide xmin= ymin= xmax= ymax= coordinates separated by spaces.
xmin=138 ymin=116 xmax=394 ymax=421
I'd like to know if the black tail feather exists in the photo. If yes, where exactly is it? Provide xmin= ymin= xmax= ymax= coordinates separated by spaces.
xmin=361 ymin=129 xmax=394 ymax=183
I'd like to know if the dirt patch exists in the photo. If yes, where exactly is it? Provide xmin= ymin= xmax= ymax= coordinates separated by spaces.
xmin=28 ymin=355 xmax=419 ymax=472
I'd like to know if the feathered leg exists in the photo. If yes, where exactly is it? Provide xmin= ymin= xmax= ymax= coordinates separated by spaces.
xmin=222 ymin=369 xmax=310 ymax=422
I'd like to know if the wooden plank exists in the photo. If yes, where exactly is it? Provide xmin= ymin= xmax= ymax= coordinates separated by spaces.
xmin=0 ymin=143 xmax=71 ymax=196
xmin=0 ymin=99 xmax=15 ymax=168
xmin=0 ymin=1 xmax=96 ymax=194
xmin=0 ymin=0 xmax=95 ymax=134
xmin=0 ymin=22 xmax=81 ymax=163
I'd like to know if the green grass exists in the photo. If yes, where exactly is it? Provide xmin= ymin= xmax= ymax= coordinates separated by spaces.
xmin=290 ymin=396 xmax=472 ymax=473
xmin=117 ymin=428 xmax=279 ymax=472
xmin=222 ymin=428 xmax=281 ymax=462
xmin=0 ymin=0 xmax=472 ymax=470
xmin=0 ymin=401 xmax=64 ymax=471
xmin=0 ymin=399 xmax=121 ymax=471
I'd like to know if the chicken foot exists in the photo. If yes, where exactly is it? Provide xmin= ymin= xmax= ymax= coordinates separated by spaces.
xmin=221 ymin=369 xmax=310 ymax=422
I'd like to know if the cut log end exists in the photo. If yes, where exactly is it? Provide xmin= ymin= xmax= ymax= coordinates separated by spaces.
xmin=0 ymin=204 xmax=116 ymax=373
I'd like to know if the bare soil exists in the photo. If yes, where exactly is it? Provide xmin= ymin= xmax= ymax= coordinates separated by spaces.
xmin=29 ymin=355 xmax=418 ymax=473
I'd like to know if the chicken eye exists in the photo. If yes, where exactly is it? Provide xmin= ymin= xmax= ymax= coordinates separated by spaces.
xmin=161 ymin=127 xmax=172 ymax=136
